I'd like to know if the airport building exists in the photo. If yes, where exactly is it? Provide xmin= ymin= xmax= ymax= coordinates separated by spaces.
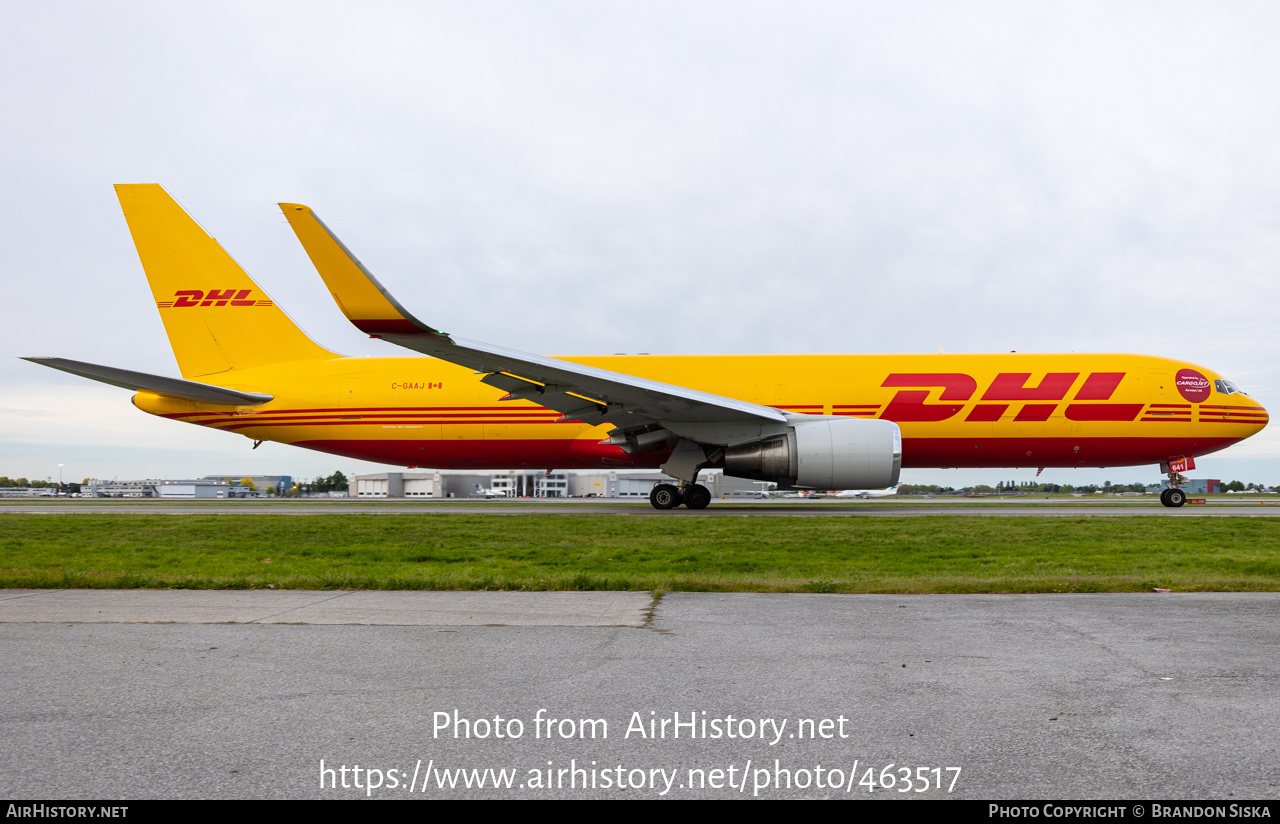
xmin=573 ymin=471 xmax=764 ymax=498
xmin=80 ymin=470 xmax=763 ymax=501
xmin=84 ymin=476 xmax=292 ymax=498
xmin=86 ymin=478 xmax=234 ymax=498
xmin=200 ymin=475 xmax=293 ymax=496
xmin=354 ymin=470 xmax=570 ymax=498
xmin=1155 ymin=478 xmax=1221 ymax=495
xmin=157 ymin=479 xmax=233 ymax=498
xmin=0 ymin=487 xmax=60 ymax=498
xmin=351 ymin=469 xmax=763 ymax=499
xmin=356 ymin=472 xmax=440 ymax=498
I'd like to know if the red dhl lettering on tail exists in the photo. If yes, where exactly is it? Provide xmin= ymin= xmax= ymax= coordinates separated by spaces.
xmin=879 ymin=372 xmax=1142 ymax=423
xmin=156 ymin=289 xmax=272 ymax=308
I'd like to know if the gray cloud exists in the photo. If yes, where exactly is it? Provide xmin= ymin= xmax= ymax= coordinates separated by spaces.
xmin=4 ymin=1 xmax=1278 ymax=484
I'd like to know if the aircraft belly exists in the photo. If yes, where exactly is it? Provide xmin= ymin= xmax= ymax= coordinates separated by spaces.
xmin=900 ymin=435 xmax=1246 ymax=468
xmin=291 ymin=437 xmax=668 ymax=470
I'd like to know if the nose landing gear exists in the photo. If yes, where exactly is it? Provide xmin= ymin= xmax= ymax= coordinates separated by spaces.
xmin=1160 ymin=464 xmax=1189 ymax=508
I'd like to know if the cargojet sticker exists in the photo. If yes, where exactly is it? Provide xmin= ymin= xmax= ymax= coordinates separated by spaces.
xmin=1175 ymin=369 xmax=1212 ymax=403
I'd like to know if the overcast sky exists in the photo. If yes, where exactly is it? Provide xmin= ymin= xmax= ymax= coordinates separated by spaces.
xmin=4 ymin=1 xmax=1279 ymax=487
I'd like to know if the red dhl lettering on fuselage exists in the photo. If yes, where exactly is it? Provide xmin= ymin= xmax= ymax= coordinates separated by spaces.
xmin=156 ymin=289 xmax=274 ymax=308
xmin=878 ymin=371 xmax=1142 ymax=422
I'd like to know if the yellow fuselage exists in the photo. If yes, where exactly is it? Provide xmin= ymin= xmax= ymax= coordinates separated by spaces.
xmin=133 ymin=351 xmax=1268 ymax=472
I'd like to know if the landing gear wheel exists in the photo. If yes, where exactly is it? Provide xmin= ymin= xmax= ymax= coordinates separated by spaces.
xmin=1165 ymin=488 xmax=1186 ymax=508
xmin=650 ymin=483 xmax=680 ymax=510
xmin=1159 ymin=489 xmax=1171 ymax=506
xmin=683 ymin=484 xmax=712 ymax=510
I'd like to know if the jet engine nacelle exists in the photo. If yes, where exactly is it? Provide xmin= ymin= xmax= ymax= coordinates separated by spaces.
xmin=723 ymin=417 xmax=902 ymax=490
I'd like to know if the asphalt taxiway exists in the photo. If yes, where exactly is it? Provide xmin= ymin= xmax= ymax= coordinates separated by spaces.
xmin=2 ymin=590 xmax=1277 ymax=799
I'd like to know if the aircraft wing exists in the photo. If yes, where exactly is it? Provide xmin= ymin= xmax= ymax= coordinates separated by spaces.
xmin=279 ymin=203 xmax=788 ymax=432
xmin=22 ymin=357 xmax=273 ymax=406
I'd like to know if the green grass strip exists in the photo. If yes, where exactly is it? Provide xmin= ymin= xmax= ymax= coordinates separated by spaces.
xmin=2 ymin=514 xmax=1279 ymax=593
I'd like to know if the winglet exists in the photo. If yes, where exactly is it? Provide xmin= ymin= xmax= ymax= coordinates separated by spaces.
xmin=279 ymin=204 xmax=448 ymax=340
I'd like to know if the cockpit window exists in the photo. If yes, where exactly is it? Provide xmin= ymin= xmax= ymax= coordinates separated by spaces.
xmin=1214 ymin=379 xmax=1247 ymax=396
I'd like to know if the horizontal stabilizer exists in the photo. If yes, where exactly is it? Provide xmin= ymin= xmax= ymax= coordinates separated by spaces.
xmin=22 ymin=357 xmax=273 ymax=406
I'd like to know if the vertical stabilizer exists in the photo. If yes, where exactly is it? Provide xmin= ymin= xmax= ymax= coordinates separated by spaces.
xmin=115 ymin=184 xmax=336 ymax=378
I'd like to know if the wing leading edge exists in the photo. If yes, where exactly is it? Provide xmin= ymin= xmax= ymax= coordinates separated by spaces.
xmin=278 ymin=203 xmax=790 ymax=445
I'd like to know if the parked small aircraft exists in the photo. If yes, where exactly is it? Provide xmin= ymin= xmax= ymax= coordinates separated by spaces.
xmin=834 ymin=486 xmax=900 ymax=499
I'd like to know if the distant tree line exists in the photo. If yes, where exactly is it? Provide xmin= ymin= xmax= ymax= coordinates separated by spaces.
xmin=0 ymin=478 xmax=81 ymax=493
xmin=304 ymin=471 xmax=348 ymax=494
xmin=1220 ymin=481 xmax=1268 ymax=492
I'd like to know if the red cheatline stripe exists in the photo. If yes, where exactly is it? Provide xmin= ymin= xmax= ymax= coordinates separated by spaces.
xmin=833 ymin=404 xmax=882 ymax=409
xmin=1199 ymin=405 xmax=1266 ymax=411
xmin=1203 ymin=412 xmax=1270 ymax=419
xmin=174 ymin=414 xmax=562 ymax=426
xmin=254 ymin=405 xmax=557 ymax=414
xmin=194 ymin=411 xmax=561 ymax=424
xmin=212 ymin=419 xmax=571 ymax=432
xmin=1149 ymin=403 xmax=1192 ymax=408
xmin=163 ymin=405 xmax=562 ymax=420
xmin=1141 ymin=418 xmax=1192 ymax=423
xmin=833 ymin=411 xmax=877 ymax=416
xmin=205 ymin=415 xmax=560 ymax=428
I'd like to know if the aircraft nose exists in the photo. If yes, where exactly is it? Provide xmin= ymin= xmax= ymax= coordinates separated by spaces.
xmin=1200 ymin=392 xmax=1269 ymax=431
xmin=1239 ymin=396 xmax=1269 ymax=429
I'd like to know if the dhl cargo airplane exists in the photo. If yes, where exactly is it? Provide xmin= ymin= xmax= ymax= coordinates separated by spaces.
xmin=24 ymin=185 xmax=1269 ymax=509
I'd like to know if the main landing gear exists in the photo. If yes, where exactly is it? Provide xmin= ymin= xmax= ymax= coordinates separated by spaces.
xmin=650 ymin=483 xmax=712 ymax=510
